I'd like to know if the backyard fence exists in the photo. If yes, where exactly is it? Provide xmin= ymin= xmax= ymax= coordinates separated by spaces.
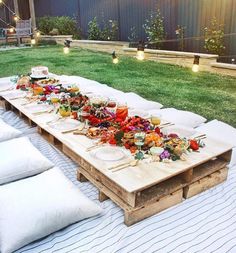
xmin=1 ymin=0 xmax=236 ymax=58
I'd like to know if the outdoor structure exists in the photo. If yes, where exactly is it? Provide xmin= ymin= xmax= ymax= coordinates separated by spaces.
xmin=1 ymin=0 xmax=236 ymax=58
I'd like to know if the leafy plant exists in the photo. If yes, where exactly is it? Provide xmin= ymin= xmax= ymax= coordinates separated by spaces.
xmin=204 ymin=18 xmax=225 ymax=55
xmin=88 ymin=17 xmax=119 ymax=41
xmin=143 ymin=9 xmax=165 ymax=49
xmin=175 ymin=25 xmax=186 ymax=51
xmin=128 ymin=26 xmax=138 ymax=42
xmin=37 ymin=16 xmax=80 ymax=39
xmin=88 ymin=17 xmax=101 ymax=40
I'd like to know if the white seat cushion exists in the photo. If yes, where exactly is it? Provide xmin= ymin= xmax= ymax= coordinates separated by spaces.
xmin=196 ymin=120 xmax=236 ymax=168
xmin=0 ymin=137 xmax=54 ymax=185
xmin=149 ymin=108 xmax=207 ymax=128
xmin=0 ymin=118 xmax=22 ymax=142
xmin=0 ymin=167 xmax=102 ymax=253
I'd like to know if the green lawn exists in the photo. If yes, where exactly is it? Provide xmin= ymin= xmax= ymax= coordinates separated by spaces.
xmin=1 ymin=45 xmax=236 ymax=127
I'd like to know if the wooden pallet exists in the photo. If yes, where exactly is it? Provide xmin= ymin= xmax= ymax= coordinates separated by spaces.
xmin=184 ymin=167 xmax=228 ymax=198
xmin=0 ymin=96 xmax=233 ymax=226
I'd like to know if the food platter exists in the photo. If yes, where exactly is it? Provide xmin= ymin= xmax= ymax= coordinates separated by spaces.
xmin=37 ymin=78 xmax=60 ymax=87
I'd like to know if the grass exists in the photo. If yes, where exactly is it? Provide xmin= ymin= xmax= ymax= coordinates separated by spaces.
xmin=1 ymin=45 xmax=236 ymax=127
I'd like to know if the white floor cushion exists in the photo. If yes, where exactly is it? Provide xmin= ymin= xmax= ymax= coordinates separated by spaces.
xmin=0 ymin=167 xmax=103 ymax=253
xmin=149 ymin=108 xmax=207 ymax=128
xmin=0 ymin=118 xmax=22 ymax=142
xmin=0 ymin=137 xmax=54 ymax=185
xmin=196 ymin=120 xmax=236 ymax=168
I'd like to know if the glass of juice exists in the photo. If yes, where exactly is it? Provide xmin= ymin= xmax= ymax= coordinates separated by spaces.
xmin=151 ymin=114 xmax=161 ymax=127
xmin=116 ymin=103 xmax=128 ymax=121
xmin=81 ymin=111 xmax=90 ymax=128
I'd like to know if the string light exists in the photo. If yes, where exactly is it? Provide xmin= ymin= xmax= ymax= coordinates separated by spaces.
xmin=112 ymin=51 xmax=119 ymax=64
xmin=31 ymin=38 xmax=36 ymax=45
xmin=0 ymin=0 xmax=3 ymax=4
xmin=137 ymin=41 xmax=145 ymax=61
xmin=36 ymin=31 xmax=40 ymax=37
xmin=13 ymin=14 xmax=18 ymax=22
xmin=63 ymin=39 xmax=71 ymax=54
xmin=9 ymin=26 xmax=14 ymax=33
xmin=30 ymin=34 xmax=36 ymax=45
xmin=192 ymin=55 xmax=200 ymax=72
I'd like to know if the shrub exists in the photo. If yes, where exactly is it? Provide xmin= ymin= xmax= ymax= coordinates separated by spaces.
xmin=128 ymin=26 xmax=138 ymax=42
xmin=87 ymin=17 xmax=119 ymax=41
xmin=143 ymin=9 xmax=165 ymax=49
xmin=204 ymin=18 xmax=225 ymax=55
xmin=37 ymin=16 xmax=80 ymax=38
xmin=175 ymin=25 xmax=186 ymax=51
xmin=100 ymin=20 xmax=119 ymax=41
xmin=88 ymin=17 xmax=101 ymax=40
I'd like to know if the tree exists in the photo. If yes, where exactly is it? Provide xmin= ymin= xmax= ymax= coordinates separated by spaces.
xmin=204 ymin=18 xmax=225 ymax=55
xmin=143 ymin=9 xmax=165 ymax=49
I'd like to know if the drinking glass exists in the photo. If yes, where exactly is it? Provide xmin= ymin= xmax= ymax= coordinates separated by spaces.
xmin=116 ymin=103 xmax=128 ymax=121
xmin=134 ymin=132 xmax=146 ymax=159
xmin=151 ymin=114 xmax=161 ymax=127
xmin=81 ymin=111 xmax=90 ymax=128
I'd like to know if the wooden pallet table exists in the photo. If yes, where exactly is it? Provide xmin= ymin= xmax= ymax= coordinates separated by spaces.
xmin=0 ymin=93 xmax=233 ymax=226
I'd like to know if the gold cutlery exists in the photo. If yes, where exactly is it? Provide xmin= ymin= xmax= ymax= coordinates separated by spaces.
xmin=159 ymin=123 xmax=175 ymax=128
xmin=109 ymin=160 xmax=138 ymax=170
xmin=111 ymin=160 xmax=139 ymax=172
xmin=32 ymin=109 xmax=54 ymax=115
xmin=86 ymin=142 xmax=103 ymax=152
xmin=194 ymin=134 xmax=207 ymax=140
xmin=62 ymin=123 xmax=85 ymax=134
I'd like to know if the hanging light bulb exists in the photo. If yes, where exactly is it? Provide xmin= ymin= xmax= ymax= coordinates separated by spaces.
xmin=192 ymin=55 xmax=200 ymax=72
xmin=31 ymin=38 xmax=36 ymax=45
xmin=112 ymin=51 xmax=119 ymax=64
xmin=136 ymin=41 xmax=145 ymax=61
xmin=30 ymin=34 xmax=36 ymax=45
xmin=36 ymin=31 xmax=40 ymax=37
xmin=9 ymin=27 xmax=14 ymax=33
xmin=0 ymin=0 xmax=3 ymax=4
xmin=63 ymin=39 xmax=71 ymax=54
xmin=63 ymin=46 xmax=70 ymax=54
xmin=13 ymin=14 xmax=18 ymax=22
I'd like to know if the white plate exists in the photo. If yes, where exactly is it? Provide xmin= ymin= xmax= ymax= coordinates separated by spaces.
xmin=48 ymin=119 xmax=80 ymax=131
xmin=129 ymin=109 xmax=150 ymax=119
xmin=24 ymin=103 xmax=53 ymax=113
xmin=162 ymin=125 xmax=197 ymax=138
xmin=92 ymin=146 xmax=127 ymax=162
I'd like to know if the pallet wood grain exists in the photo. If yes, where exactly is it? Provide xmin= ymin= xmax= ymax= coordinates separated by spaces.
xmin=183 ymin=167 xmax=228 ymax=199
